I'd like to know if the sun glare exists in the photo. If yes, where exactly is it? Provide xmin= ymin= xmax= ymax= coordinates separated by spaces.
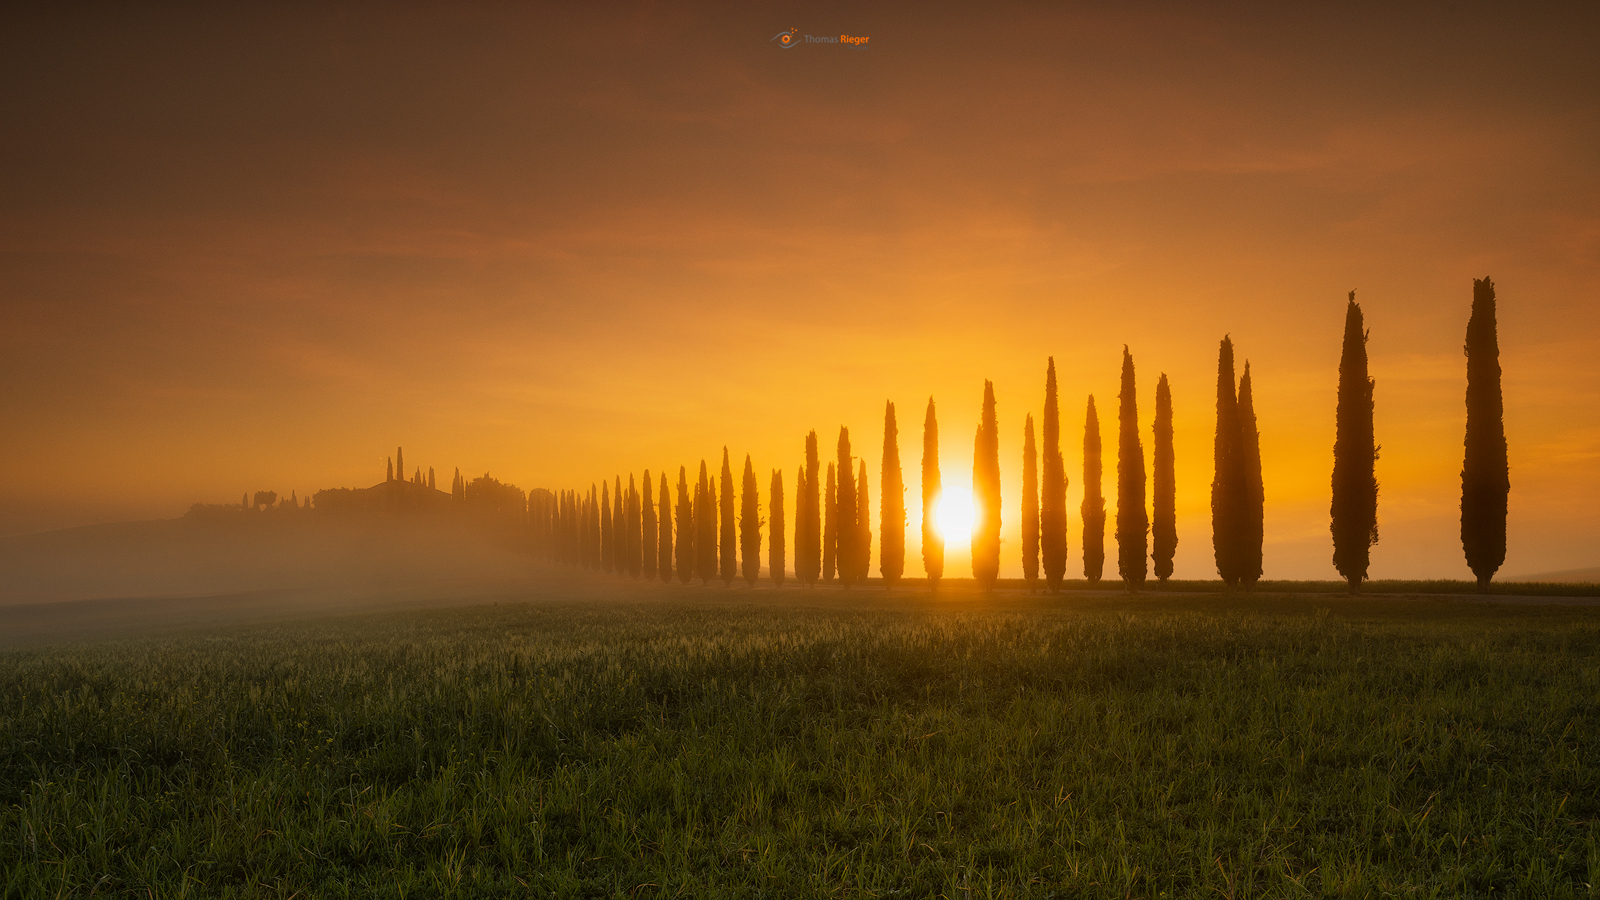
xmin=936 ymin=487 xmax=977 ymax=543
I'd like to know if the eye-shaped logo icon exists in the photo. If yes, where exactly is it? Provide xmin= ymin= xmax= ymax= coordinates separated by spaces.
xmin=770 ymin=28 xmax=799 ymax=49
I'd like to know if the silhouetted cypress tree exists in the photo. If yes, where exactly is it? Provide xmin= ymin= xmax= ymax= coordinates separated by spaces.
xmin=428 ymin=467 xmax=435 ymax=490
xmin=642 ymin=470 xmax=657 ymax=578
xmin=1331 ymin=293 xmax=1379 ymax=593
xmin=396 ymin=447 xmax=404 ymax=483
xmin=880 ymin=401 xmax=905 ymax=587
xmin=615 ymin=476 xmax=626 ymax=575
xmin=1238 ymin=363 xmax=1264 ymax=588
xmin=741 ymin=454 xmax=760 ymax=586
xmin=1022 ymin=413 xmax=1039 ymax=592
xmin=823 ymin=463 xmax=837 ymax=582
xmin=770 ymin=470 xmax=786 ymax=587
xmin=1211 ymin=338 xmax=1245 ymax=588
xmin=1116 ymin=347 xmax=1149 ymax=592
xmin=922 ymin=398 xmax=943 ymax=589
xmin=1041 ymin=361 xmax=1068 ymax=592
xmin=658 ymin=474 xmax=673 ymax=584
xmin=601 ymin=481 xmax=614 ymax=573
xmin=1082 ymin=396 xmax=1106 ymax=584
xmin=1152 ymin=373 xmax=1177 ymax=582
xmin=799 ymin=431 xmax=821 ymax=585
xmin=856 ymin=460 xmax=872 ymax=584
xmin=626 ymin=475 xmax=642 ymax=577
xmin=243 ymin=492 xmax=249 ymax=510
xmin=1462 ymin=276 xmax=1509 ymax=592
xmin=387 ymin=458 xmax=394 ymax=482
xmin=697 ymin=461 xmax=716 ymax=584
xmin=836 ymin=428 xmax=857 ymax=587
xmin=675 ymin=468 xmax=693 ymax=584
xmin=720 ymin=448 xmax=736 ymax=586
xmin=972 ymin=381 xmax=1001 ymax=590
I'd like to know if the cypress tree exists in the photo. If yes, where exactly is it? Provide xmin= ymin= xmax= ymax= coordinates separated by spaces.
xmin=1238 ymin=362 xmax=1264 ymax=588
xmin=1152 ymin=373 xmax=1178 ymax=582
xmin=396 ymin=447 xmax=404 ymax=483
xmin=1041 ymin=360 xmax=1068 ymax=592
xmin=1212 ymin=337 xmax=1242 ymax=588
xmin=1331 ymin=293 xmax=1379 ymax=594
xmin=770 ymin=470 xmax=786 ymax=586
xmin=741 ymin=454 xmax=760 ymax=586
xmin=836 ymin=428 xmax=858 ymax=587
xmin=1462 ymin=277 xmax=1509 ymax=592
xmin=800 ymin=431 xmax=821 ymax=585
xmin=721 ymin=448 xmax=737 ymax=586
xmin=387 ymin=458 xmax=394 ymax=482
xmin=857 ymin=460 xmax=872 ymax=584
xmin=675 ymin=467 xmax=693 ymax=585
xmin=592 ymin=486 xmax=602 ymax=569
xmin=627 ymin=475 xmax=642 ymax=577
xmin=1022 ymin=413 xmax=1039 ymax=592
xmin=697 ymin=461 xmax=716 ymax=584
xmin=823 ymin=462 xmax=837 ymax=582
xmin=243 ymin=492 xmax=249 ymax=510
xmin=880 ymin=401 xmax=905 ymax=587
xmin=972 ymin=381 xmax=1001 ymax=590
xmin=642 ymin=470 xmax=657 ymax=578
xmin=428 ymin=467 xmax=435 ymax=490
xmin=922 ymin=398 xmax=944 ymax=590
xmin=1116 ymin=346 xmax=1149 ymax=592
xmin=601 ymin=481 xmax=614 ymax=573
xmin=614 ymin=476 xmax=626 ymax=575
xmin=658 ymin=474 xmax=673 ymax=584
xmin=1082 ymin=396 xmax=1106 ymax=584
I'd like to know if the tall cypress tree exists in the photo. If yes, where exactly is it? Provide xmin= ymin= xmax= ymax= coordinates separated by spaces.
xmin=770 ymin=470 xmax=786 ymax=587
xmin=921 ymin=398 xmax=944 ymax=589
xmin=626 ymin=475 xmax=642 ymax=577
xmin=642 ymin=470 xmax=657 ymax=579
xmin=880 ymin=401 xmax=905 ymax=587
xmin=1022 ymin=413 xmax=1039 ymax=592
xmin=698 ymin=461 xmax=717 ymax=584
xmin=1041 ymin=360 xmax=1067 ymax=592
xmin=740 ymin=454 xmax=760 ymax=586
xmin=1462 ymin=277 xmax=1508 ymax=593
xmin=1152 ymin=373 xmax=1178 ymax=582
xmin=836 ymin=428 xmax=858 ymax=587
xmin=615 ymin=476 xmax=626 ymax=576
xmin=972 ymin=381 xmax=1001 ymax=590
xmin=1238 ymin=362 xmax=1264 ymax=589
xmin=1082 ymin=397 xmax=1106 ymax=584
xmin=1331 ymin=293 xmax=1379 ymax=594
xmin=857 ymin=460 xmax=872 ymax=584
xmin=1212 ymin=337 xmax=1242 ymax=589
xmin=658 ymin=474 xmax=673 ymax=584
xmin=1116 ymin=347 xmax=1149 ymax=592
xmin=823 ymin=462 xmax=837 ymax=582
xmin=720 ymin=449 xmax=737 ymax=585
xmin=600 ymin=481 xmax=614 ymax=573
xmin=800 ymin=431 xmax=821 ymax=585
xmin=675 ymin=467 xmax=693 ymax=585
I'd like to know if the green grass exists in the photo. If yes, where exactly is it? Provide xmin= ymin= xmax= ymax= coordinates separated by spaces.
xmin=3 ymin=588 xmax=1599 ymax=897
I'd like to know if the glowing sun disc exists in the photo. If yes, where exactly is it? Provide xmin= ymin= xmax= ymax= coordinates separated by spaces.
xmin=936 ymin=487 xmax=977 ymax=542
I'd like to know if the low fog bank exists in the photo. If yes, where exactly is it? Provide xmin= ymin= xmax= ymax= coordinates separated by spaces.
xmin=0 ymin=515 xmax=543 ymax=607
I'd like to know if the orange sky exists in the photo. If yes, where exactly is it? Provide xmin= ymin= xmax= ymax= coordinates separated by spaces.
xmin=3 ymin=4 xmax=1597 ymax=579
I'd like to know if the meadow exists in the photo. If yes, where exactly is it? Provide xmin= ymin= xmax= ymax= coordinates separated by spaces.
xmin=3 ymin=581 xmax=1599 ymax=898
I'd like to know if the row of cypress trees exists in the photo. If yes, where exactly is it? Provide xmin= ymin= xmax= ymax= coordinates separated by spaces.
xmin=528 ymin=279 xmax=1506 ymax=590
xmin=1328 ymin=278 xmax=1507 ymax=593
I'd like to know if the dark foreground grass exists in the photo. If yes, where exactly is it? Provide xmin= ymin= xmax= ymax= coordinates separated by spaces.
xmin=3 ymin=588 xmax=1599 ymax=898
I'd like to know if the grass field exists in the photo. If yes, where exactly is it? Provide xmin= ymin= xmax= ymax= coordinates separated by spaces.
xmin=3 ymin=581 xmax=1599 ymax=898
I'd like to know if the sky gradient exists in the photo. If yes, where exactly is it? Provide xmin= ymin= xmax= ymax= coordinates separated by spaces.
xmin=4 ymin=3 xmax=1598 ymax=580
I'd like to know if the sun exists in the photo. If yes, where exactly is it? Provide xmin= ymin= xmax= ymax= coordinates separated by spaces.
xmin=936 ymin=487 xmax=976 ymax=543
